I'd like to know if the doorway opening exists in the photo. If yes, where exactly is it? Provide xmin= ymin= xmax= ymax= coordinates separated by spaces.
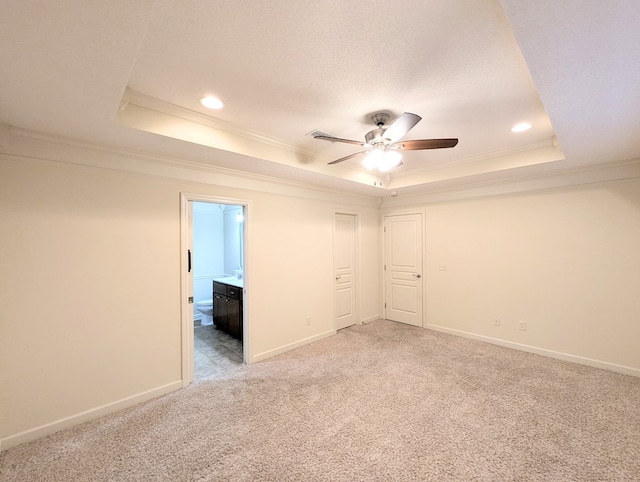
xmin=180 ymin=193 xmax=250 ymax=385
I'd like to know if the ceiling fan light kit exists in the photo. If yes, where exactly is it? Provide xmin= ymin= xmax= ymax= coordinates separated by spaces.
xmin=313 ymin=111 xmax=458 ymax=171
xmin=362 ymin=148 xmax=402 ymax=172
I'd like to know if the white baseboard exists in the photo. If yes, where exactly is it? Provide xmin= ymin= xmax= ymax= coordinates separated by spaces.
xmin=1 ymin=380 xmax=182 ymax=451
xmin=250 ymin=329 xmax=336 ymax=363
xmin=425 ymin=323 xmax=640 ymax=378
xmin=360 ymin=314 xmax=381 ymax=324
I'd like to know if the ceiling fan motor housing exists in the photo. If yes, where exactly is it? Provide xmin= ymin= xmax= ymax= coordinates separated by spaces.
xmin=365 ymin=128 xmax=387 ymax=146
xmin=365 ymin=112 xmax=393 ymax=145
xmin=370 ymin=112 xmax=390 ymax=127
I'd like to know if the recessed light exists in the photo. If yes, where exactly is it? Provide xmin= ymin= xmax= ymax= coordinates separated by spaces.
xmin=511 ymin=122 xmax=532 ymax=133
xmin=200 ymin=95 xmax=224 ymax=110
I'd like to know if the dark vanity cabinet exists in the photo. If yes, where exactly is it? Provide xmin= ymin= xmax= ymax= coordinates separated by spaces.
xmin=213 ymin=281 xmax=243 ymax=341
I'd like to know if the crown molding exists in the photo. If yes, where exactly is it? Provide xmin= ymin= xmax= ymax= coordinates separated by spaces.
xmin=5 ymin=122 xmax=637 ymax=210
xmin=381 ymin=157 xmax=640 ymax=208
xmin=117 ymin=94 xmax=381 ymax=188
xmin=120 ymin=90 xmax=572 ymax=193
xmin=122 ymin=89 xmax=321 ymax=160
xmin=1 ymin=124 xmax=382 ymax=209
xmin=391 ymin=138 xmax=561 ymax=177
xmin=388 ymin=140 xmax=564 ymax=190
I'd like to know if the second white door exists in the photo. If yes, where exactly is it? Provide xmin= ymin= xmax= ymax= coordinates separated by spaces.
xmin=384 ymin=213 xmax=423 ymax=327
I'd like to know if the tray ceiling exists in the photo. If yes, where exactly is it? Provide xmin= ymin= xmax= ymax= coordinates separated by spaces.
xmin=1 ymin=1 xmax=639 ymax=197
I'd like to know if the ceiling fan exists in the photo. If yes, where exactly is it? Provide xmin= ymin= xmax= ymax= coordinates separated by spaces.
xmin=312 ymin=112 xmax=458 ymax=171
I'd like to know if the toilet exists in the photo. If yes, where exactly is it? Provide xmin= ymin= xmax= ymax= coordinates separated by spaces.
xmin=195 ymin=299 xmax=214 ymax=326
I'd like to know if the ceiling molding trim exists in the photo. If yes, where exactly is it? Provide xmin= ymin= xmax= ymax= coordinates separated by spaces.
xmin=123 ymin=89 xmax=326 ymax=161
xmin=388 ymin=142 xmax=564 ymax=190
xmin=381 ymin=158 xmax=640 ymax=208
xmin=117 ymin=96 xmax=379 ymax=188
xmin=391 ymin=138 xmax=562 ymax=179
xmin=119 ymin=90 xmax=571 ymax=194
xmin=2 ymin=125 xmax=381 ymax=208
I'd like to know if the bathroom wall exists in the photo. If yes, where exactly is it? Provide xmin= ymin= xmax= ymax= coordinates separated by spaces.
xmin=192 ymin=202 xmax=224 ymax=318
xmin=223 ymin=205 xmax=243 ymax=275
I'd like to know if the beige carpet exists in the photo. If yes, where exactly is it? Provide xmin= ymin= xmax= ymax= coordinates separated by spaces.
xmin=2 ymin=319 xmax=639 ymax=481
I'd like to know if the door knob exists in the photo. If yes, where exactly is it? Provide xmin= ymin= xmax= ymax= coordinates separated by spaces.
xmin=414 ymin=273 xmax=422 ymax=279
xmin=335 ymin=275 xmax=341 ymax=280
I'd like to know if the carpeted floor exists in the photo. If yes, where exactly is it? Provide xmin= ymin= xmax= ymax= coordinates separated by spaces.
xmin=2 ymin=319 xmax=639 ymax=481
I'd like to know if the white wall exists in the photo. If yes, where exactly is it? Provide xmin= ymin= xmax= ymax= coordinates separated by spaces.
xmin=192 ymin=202 xmax=224 ymax=313
xmin=5 ymin=126 xmax=636 ymax=450
xmin=384 ymin=179 xmax=640 ymax=374
xmin=223 ymin=205 xmax=243 ymax=275
xmin=0 ymin=142 xmax=381 ymax=448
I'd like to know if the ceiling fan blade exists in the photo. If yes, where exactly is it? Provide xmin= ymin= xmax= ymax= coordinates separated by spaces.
xmin=391 ymin=138 xmax=459 ymax=150
xmin=327 ymin=151 xmax=366 ymax=165
xmin=313 ymin=135 xmax=366 ymax=146
xmin=383 ymin=112 xmax=422 ymax=142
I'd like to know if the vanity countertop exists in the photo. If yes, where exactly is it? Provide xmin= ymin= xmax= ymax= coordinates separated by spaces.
xmin=213 ymin=276 xmax=243 ymax=288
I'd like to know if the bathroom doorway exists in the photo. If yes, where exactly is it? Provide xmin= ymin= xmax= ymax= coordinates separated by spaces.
xmin=180 ymin=193 xmax=249 ymax=385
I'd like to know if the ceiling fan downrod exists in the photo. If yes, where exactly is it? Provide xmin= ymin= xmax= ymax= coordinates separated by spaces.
xmin=370 ymin=112 xmax=390 ymax=127
xmin=366 ymin=112 xmax=392 ymax=146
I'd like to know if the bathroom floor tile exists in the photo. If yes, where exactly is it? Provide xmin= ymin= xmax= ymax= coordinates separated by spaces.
xmin=208 ymin=344 xmax=242 ymax=363
xmin=193 ymin=325 xmax=243 ymax=381
xmin=221 ymin=338 xmax=243 ymax=356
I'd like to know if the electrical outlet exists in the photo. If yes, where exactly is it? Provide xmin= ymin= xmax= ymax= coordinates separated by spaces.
xmin=439 ymin=264 xmax=448 ymax=271
xmin=305 ymin=316 xmax=310 ymax=326
xmin=494 ymin=318 xmax=501 ymax=326
xmin=519 ymin=320 xmax=527 ymax=331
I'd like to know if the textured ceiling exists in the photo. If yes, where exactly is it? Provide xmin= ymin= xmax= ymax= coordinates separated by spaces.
xmin=1 ymin=1 xmax=639 ymax=197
